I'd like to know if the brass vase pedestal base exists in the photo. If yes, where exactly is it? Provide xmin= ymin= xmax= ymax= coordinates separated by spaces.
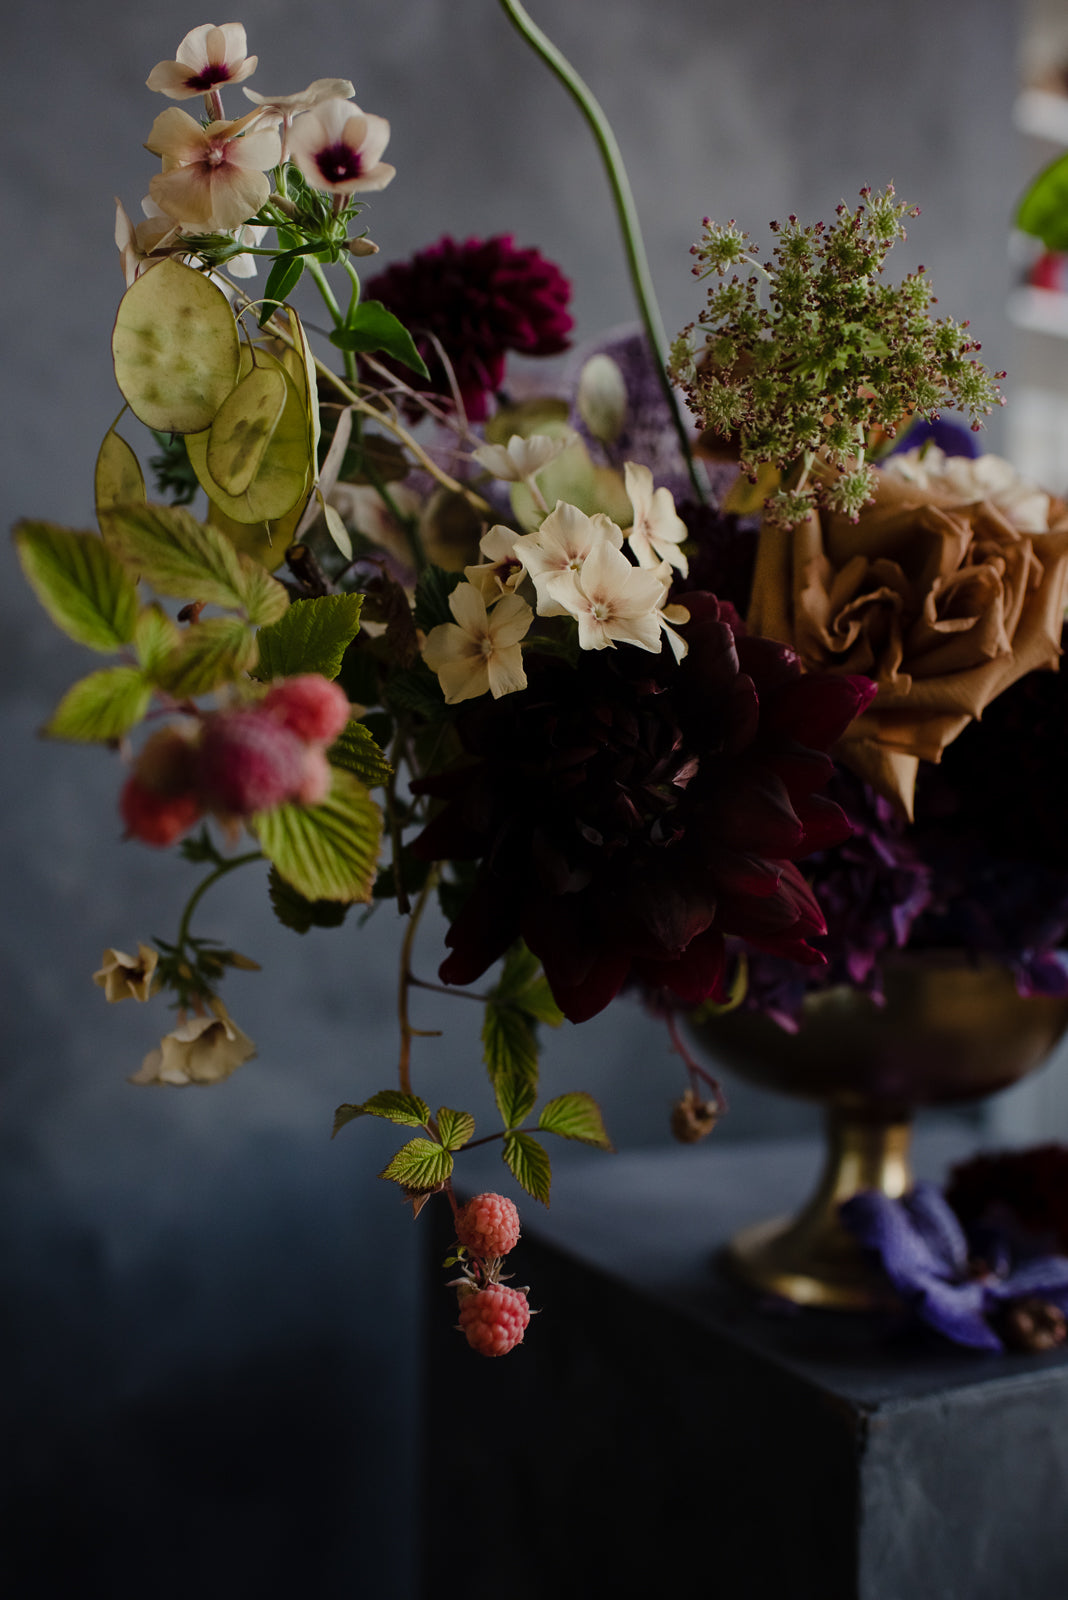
xmin=723 ymin=1109 xmax=913 ymax=1310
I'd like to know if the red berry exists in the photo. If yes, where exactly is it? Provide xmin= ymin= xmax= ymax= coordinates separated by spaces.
xmin=198 ymin=709 xmax=307 ymax=816
xmin=120 ymin=776 xmax=202 ymax=847
xmin=458 ymin=1284 xmax=530 ymax=1357
xmin=293 ymin=746 xmax=332 ymax=807
xmin=456 ymin=1193 xmax=521 ymax=1260
xmin=263 ymin=675 xmax=350 ymax=745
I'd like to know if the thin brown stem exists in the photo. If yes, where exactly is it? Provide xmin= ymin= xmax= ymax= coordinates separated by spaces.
xmin=396 ymin=872 xmax=438 ymax=1095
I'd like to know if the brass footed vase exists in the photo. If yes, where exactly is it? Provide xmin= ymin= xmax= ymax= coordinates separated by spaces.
xmin=689 ymin=954 xmax=1068 ymax=1309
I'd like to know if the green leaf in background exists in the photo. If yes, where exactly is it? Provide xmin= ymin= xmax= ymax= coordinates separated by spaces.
xmin=493 ymin=940 xmax=565 ymax=1027
xmin=537 ymin=1092 xmax=614 ymax=1151
xmin=152 ymin=616 xmax=259 ymax=697
xmin=133 ymin=604 xmax=181 ymax=675
xmin=335 ymin=1090 xmax=431 ymax=1133
xmin=328 ymin=720 xmax=393 ymax=787
xmin=436 ymin=1108 xmax=476 ymax=1152
xmin=14 ymin=522 xmax=139 ymax=652
xmin=379 ymin=1137 xmax=454 ymax=1190
xmin=482 ymin=1002 xmax=539 ymax=1129
xmin=412 ymin=565 xmax=466 ymax=632
xmin=44 ymin=665 xmax=151 ymax=742
xmin=268 ymin=865 xmax=351 ymax=933
xmin=95 ymin=428 xmax=146 ymax=535
xmin=1017 ymin=148 xmax=1068 ymax=251
xmin=502 ymin=1132 xmax=552 ymax=1206
xmin=112 ymin=258 xmax=240 ymax=434
xmin=255 ymin=594 xmax=364 ymax=681
xmin=328 ymin=300 xmax=430 ymax=377
xmin=252 ymin=768 xmax=382 ymax=903
xmin=102 ymin=503 xmax=288 ymax=623
xmin=259 ymin=254 xmax=306 ymax=328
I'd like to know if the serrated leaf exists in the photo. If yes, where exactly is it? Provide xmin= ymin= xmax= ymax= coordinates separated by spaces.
xmin=14 ymin=521 xmax=139 ymax=652
xmin=44 ymin=665 xmax=151 ymax=742
xmin=412 ymin=565 xmax=466 ymax=632
xmin=1017 ymin=149 xmax=1068 ymax=250
xmin=112 ymin=258 xmax=240 ymax=433
xmin=255 ymin=593 xmax=364 ymax=681
xmin=493 ymin=941 xmax=542 ymax=1001
xmin=502 ymin=1132 xmax=551 ymax=1206
xmin=537 ymin=1092 xmax=614 ymax=1151
xmin=516 ymin=977 xmax=565 ymax=1028
xmin=328 ymin=720 xmax=393 ymax=786
xmin=252 ymin=767 xmax=382 ymax=903
xmin=329 ymin=300 xmax=430 ymax=376
xmin=206 ymin=363 xmax=288 ymax=497
xmin=134 ymin=604 xmax=181 ymax=674
xmin=186 ymin=348 xmax=312 ymax=526
xmin=355 ymin=1090 xmax=432 ymax=1127
xmin=379 ymin=1137 xmax=454 ymax=1190
xmin=268 ymin=865 xmax=350 ymax=933
xmin=259 ymin=254 xmax=305 ymax=327
xmin=152 ymin=616 xmax=259 ymax=696
xmin=95 ymin=428 xmax=146 ymax=534
xmin=483 ymin=1002 xmax=539 ymax=1129
xmin=102 ymin=502 xmax=288 ymax=622
xmin=332 ymin=1103 xmax=363 ymax=1137
xmin=436 ymin=1108 xmax=476 ymax=1152
xmin=383 ymin=666 xmax=445 ymax=721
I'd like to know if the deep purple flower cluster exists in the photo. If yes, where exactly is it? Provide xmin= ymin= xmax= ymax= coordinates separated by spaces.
xmin=365 ymin=234 xmax=574 ymax=421
xmin=414 ymin=596 xmax=874 ymax=1023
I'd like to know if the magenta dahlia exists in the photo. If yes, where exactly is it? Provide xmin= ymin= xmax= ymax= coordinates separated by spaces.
xmin=364 ymin=234 xmax=573 ymax=420
xmin=413 ymin=596 xmax=875 ymax=1023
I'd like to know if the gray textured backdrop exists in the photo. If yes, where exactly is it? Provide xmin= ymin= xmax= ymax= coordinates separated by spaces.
xmin=1 ymin=2 xmax=1021 ymax=1595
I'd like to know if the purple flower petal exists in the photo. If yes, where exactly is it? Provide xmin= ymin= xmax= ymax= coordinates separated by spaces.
xmin=916 ymin=1275 xmax=1004 ymax=1350
xmin=989 ymin=1255 xmax=1068 ymax=1303
xmin=840 ymin=1189 xmax=953 ymax=1288
xmin=903 ymin=1182 xmax=971 ymax=1280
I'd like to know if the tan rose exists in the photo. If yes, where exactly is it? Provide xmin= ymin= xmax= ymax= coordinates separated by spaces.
xmin=747 ymin=459 xmax=1068 ymax=816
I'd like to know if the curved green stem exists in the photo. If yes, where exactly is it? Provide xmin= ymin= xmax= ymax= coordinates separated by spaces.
xmin=176 ymin=851 xmax=264 ymax=954
xmin=307 ymin=259 xmax=357 ymax=384
xmin=497 ymin=0 xmax=706 ymax=503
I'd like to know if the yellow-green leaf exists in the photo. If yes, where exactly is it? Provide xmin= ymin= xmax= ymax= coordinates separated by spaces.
xmin=336 ymin=1091 xmax=431 ymax=1132
xmin=328 ymin=721 xmax=392 ymax=787
xmin=206 ymin=363 xmax=288 ymax=497
xmin=95 ymin=428 xmax=146 ymax=537
xmin=186 ymin=349 xmax=312 ymax=526
xmin=436 ymin=1108 xmax=476 ymax=1152
xmin=251 ymin=768 xmax=382 ymax=903
xmin=44 ymin=665 xmax=151 ymax=742
xmin=502 ymin=1132 xmax=552 ymax=1206
xmin=103 ymin=502 xmax=287 ymax=623
xmin=378 ymin=1138 xmax=454 ymax=1191
xmin=152 ymin=616 xmax=259 ymax=696
xmin=537 ymin=1092 xmax=614 ymax=1151
xmin=255 ymin=594 xmax=364 ymax=681
xmin=206 ymin=496 xmax=302 ymax=572
xmin=14 ymin=521 xmax=138 ymax=652
xmin=134 ymin=604 xmax=181 ymax=673
xmin=112 ymin=258 xmax=240 ymax=433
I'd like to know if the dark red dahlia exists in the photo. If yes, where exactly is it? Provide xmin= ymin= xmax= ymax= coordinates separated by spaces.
xmin=413 ymin=595 xmax=874 ymax=1023
xmin=364 ymin=235 xmax=573 ymax=421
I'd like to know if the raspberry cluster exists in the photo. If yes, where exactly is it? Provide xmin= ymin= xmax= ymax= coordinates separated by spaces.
xmin=120 ymin=675 xmax=351 ymax=847
xmin=452 ymin=1193 xmax=530 ymax=1357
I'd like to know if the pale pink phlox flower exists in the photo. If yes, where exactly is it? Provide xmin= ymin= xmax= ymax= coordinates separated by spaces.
xmin=146 ymin=23 xmax=258 ymax=101
xmin=244 ymin=78 xmax=356 ymax=162
xmin=512 ymin=501 xmax=624 ymax=618
xmin=146 ymin=106 xmax=282 ymax=231
xmin=286 ymin=98 xmax=395 ymax=195
xmin=114 ymin=197 xmax=183 ymax=286
xmin=623 ymin=461 xmax=689 ymax=575
xmin=422 ymin=583 xmax=533 ymax=704
xmin=547 ymin=540 xmax=673 ymax=655
xmin=464 ymin=524 xmax=528 ymax=603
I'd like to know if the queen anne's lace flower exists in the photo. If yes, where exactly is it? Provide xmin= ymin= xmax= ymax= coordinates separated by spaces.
xmin=286 ymin=98 xmax=395 ymax=196
xmin=146 ymin=107 xmax=281 ymax=231
xmin=146 ymin=24 xmax=258 ymax=101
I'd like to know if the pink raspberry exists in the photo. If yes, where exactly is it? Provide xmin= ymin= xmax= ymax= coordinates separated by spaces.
xmin=293 ymin=746 xmax=332 ymax=807
xmin=456 ymin=1193 xmax=521 ymax=1260
xmin=262 ymin=675 xmax=350 ymax=746
xmin=197 ymin=709 xmax=308 ymax=816
xmin=458 ymin=1284 xmax=530 ymax=1357
xmin=120 ymin=776 xmax=202 ymax=847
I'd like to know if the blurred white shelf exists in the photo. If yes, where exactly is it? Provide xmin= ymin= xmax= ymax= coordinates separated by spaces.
xmin=1015 ymin=87 xmax=1068 ymax=144
xmin=1007 ymin=284 xmax=1068 ymax=338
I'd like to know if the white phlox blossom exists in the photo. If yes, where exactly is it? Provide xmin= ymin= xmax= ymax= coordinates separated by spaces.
xmin=422 ymin=583 xmax=534 ymax=704
xmin=512 ymin=500 xmax=624 ymax=617
xmin=286 ymin=98 xmax=395 ymax=195
xmin=464 ymin=524 xmax=528 ymax=602
xmin=146 ymin=106 xmax=282 ymax=231
xmin=146 ymin=23 xmax=258 ymax=101
xmin=623 ymin=461 xmax=689 ymax=574
xmin=547 ymin=540 xmax=673 ymax=654
xmin=472 ymin=433 xmax=569 ymax=484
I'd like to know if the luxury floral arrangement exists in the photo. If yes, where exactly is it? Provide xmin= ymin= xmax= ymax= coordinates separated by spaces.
xmin=16 ymin=10 xmax=1068 ymax=1357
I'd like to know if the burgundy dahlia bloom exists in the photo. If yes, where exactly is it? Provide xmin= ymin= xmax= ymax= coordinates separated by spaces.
xmin=413 ymin=595 xmax=874 ymax=1023
xmin=364 ymin=234 xmax=573 ymax=420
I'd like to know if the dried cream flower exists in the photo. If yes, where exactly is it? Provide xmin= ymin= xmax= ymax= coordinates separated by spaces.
xmin=146 ymin=24 xmax=258 ymax=101
xmin=463 ymin=524 xmax=527 ymax=602
xmin=623 ymin=461 xmax=689 ymax=574
xmin=512 ymin=501 xmax=623 ymax=617
xmin=146 ymin=107 xmax=281 ymax=231
xmin=113 ymin=198 xmax=181 ymax=286
xmin=472 ymin=434 xmax=568 ymax=484
xmin=286 ymin=99 xmax=395 ymax=195
xmin=547 ymin=540 xmax=671 ymax=654
xmin=422 ymin=584 xmax=533 ymax=704
xmin=243 ymin=79 xmax=355 ymax=114
xmin=93 ymin=944 xmax=159 ymax=1003
xmin=882 ymin=446 xmax=1050 ymax=534
xmin=130 ymin=1004 xmax=256 ymax=1087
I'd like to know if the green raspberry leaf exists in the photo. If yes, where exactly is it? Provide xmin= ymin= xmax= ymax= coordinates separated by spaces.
xmin=379 ymin=1137 xmax=454 ymax=1190
xmin=436 ymin=1108 xmax=476 ymax=1152
xmin=252 ymin=768 xmax=382 ymax=903
xmin=482 ymin=1002 xmax=538 ymax=1129
xmin=333 ymin=1090 xmax=432 ymax=1138
xmin=255 ymin=593 xmax=364 ymax=681
xmin=151 ymin=616 xmax=259 ymax=696
xmin=44 ymin=665 xmax=152 ymax=742
xmin=102 ymin=502 xmax=287 ymax=622
xmin=502 ymin=1132 xmax=552 ymax=1206
xmin=412 ymin=565 xmax=465 ymax=632
xmin=133 ymin=605 xmax=181 ymax=675
xmin=329 ymin=300 xmax=430 ymax=377
xmin=268 ymin=865 xmax=351 ymax=933
xmin=14 ymin=522 xmax=139 ymax=652
xmin=328 ymin=720 xmax=393 ymax=787
xmin=537 ymin=1092 xmax=615 ymax=1151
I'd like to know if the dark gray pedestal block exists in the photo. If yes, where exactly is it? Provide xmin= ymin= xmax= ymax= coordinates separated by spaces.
xmin=422 ymin=1131 xmax=1068 ymax=1600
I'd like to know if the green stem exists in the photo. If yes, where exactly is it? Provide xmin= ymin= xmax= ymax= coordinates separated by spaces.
xmin=308 ymin=259 xmax=357 ymax=384
xmin=497 ymin=0 xmax=706 ymax=503
xmin=176 ymin=851 xmax=263 ymax=954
